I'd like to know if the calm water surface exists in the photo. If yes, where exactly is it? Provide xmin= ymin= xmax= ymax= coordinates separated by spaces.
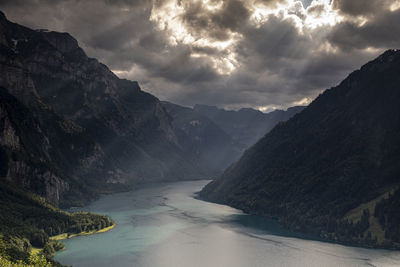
xmin=55 ymin=180 xmax=400 ymax=267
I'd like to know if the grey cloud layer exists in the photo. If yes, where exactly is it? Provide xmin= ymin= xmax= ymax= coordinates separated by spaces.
xmin=332 ymin=0 xmax=392 ymax=16
xmin=329 ymin=8 xmax=400 ymax=50
xmin=0 ymin=0 xmax=398 ymax=110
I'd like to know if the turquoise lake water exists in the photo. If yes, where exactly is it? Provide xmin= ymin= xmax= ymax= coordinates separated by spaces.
xmin=54 ymin=180 xmax=400 ymax=267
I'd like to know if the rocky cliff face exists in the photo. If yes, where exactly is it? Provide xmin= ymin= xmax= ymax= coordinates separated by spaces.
xmin=0 ymin=88 xmax=73 ymax=205
xmin=201 ymin=50 xmax=400 ymax=249
xmin=0 ymin=11 xmax=202 ymax=206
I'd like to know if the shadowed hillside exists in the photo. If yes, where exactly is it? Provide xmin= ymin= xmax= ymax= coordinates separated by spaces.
xmin=0 ymin=11 xmax=208 ymax=207
xmin=201 ymin=49 xmax=400 ymax=249
xmin=162 ymin=101 xmax=242 ymax=175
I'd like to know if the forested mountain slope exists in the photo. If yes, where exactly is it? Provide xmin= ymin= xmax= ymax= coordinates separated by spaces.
xmin=0 ymin=179 xmax=113 ymax=266
xmin=201 ymin=49 xmax=400 ymax=249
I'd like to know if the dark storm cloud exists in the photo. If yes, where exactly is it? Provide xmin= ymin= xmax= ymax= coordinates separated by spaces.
xmin=180 ymin=0 xmax=250 ymax=41
xmin=236 ymin=15 xmax=309 ymax=69
xmin=328 ymin=8 xmax=400 ymax=51
xmin=255 ymin=0 xmax=288 ymax=7
xmin=332 ymin=0 xmax=393 ymax=17
xmin=295 ymin=49 xmax=376 ymax=90
xmin=103 ymin=0 xmax=149 ymax=6
xmin=106 ymin=35 xmax=219 ymax=84
xmin=163 ymin=14 xmax=320 ymax=108
xmin=87 ymin=20 xmax=140 ymax=51
xmin=0 ymin=0 xmax=399 ymax=110
xmin=211 ymin=0 xmax=250 ymax=31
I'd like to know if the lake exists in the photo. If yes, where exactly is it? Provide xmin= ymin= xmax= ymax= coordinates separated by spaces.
xmin=55 ymin=180 xmax=400 ymax=267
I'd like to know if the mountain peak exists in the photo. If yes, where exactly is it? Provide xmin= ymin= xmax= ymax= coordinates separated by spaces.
xmin=361 ymin=49 xmax=400 ymax=72
xmin=380 ymin=49 xmax=400 ymax=59
xmin=40 ymin=31 xmax=84 ymax=55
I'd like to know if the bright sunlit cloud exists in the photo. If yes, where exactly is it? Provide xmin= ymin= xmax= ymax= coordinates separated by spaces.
xmin=390 ymin=0 xmax=400 ymax=11
xmin=291 ymin=97 xmax=313 ymax=106
xmin=2 ymin=0 xmax=396 ymax=110
xmin=150 ymin=0 xmax=340 ymax=75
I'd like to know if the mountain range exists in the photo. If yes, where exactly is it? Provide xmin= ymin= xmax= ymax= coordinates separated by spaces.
xmin=0 ymin=11 xmax=311 ymax=262
xmin=163 ymin=102 xmax=304 ymax=174
xmin=0 ymin=11 xmax=209 ymax=207
xmin=0 ymin=12 xmax=306 ymax=263
xmin=4 ymin=8 xmax=399 ymax=264
xmin=194 ymin=104 xmax=304 ymax=150
xmin=0 ymin=11 xmax=304 ymax=210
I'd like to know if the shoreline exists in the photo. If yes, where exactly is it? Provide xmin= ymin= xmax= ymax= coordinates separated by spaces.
xmin=50 ymin=223 xmax=116 ymax=241
xmin=30 ymin=224 xmax=116 ymax=257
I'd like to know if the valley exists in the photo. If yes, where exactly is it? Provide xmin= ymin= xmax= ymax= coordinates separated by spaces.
xmin=55 ymin=181 xmax=400 ymax=267
xmin=1 ymin=3 xmax=400 ymax=266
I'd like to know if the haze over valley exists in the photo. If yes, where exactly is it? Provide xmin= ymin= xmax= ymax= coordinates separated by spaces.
xmin=0 ymin=1 xmax=400 ymax=266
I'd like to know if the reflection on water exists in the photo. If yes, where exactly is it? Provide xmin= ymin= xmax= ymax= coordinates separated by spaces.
xmin=55 ymin=180 xmax=400 ymax=267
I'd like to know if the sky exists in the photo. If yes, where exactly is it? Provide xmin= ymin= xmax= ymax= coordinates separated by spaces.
xmin=0 ymin=0 xmax=399 ymax=111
